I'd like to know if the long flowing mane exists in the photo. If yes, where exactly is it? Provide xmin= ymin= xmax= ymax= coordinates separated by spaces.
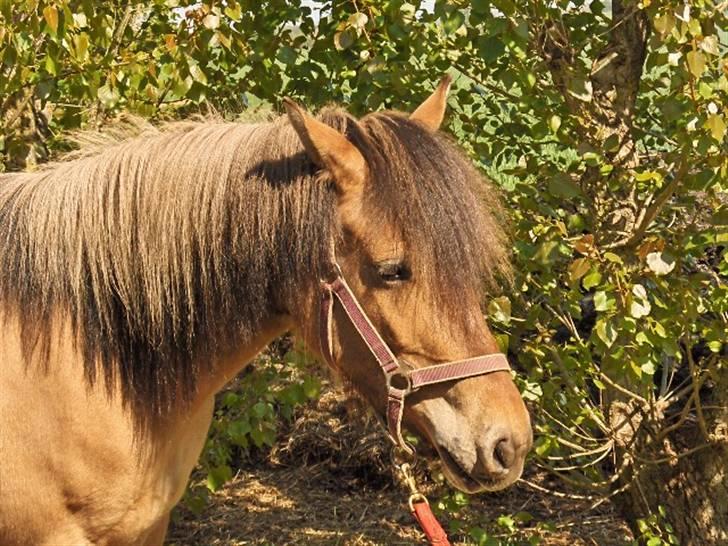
xmin=0 ymin=107 xmax=509 ymax=419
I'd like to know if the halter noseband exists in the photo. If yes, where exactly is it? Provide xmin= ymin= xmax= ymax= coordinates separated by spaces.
xmin=319 ymin=263 xmax=511 ymax=454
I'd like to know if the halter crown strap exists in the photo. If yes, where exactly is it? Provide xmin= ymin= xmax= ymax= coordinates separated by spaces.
xmin=319 ymin=267 xmax=511 ymax=453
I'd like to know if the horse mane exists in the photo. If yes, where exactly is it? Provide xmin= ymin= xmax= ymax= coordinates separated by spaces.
xmin=0 ymin=106 xmax=509 ymax=420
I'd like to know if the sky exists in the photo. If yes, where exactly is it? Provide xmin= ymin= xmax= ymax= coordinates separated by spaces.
xmin=300 ymin=0 xmax=436 ymax=24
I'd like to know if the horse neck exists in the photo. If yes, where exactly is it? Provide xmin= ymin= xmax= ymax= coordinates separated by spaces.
xmin=189 ymin=313 xmax=293 ymax=412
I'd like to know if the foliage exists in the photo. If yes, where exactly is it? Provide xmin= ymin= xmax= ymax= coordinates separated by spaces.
xmin=2 ymin=0 xmax=727 ymax=541
xmin=633 ymin=506 xmax=680 ymax=546
xmin=184 ymin=344 xmax=320 ymax=514
xmin=436 ymin=490 xmax=549 ymax=545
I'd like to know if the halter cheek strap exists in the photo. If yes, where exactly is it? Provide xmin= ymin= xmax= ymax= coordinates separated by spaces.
xmin=319 ymin=266 xmax=511 ymax=454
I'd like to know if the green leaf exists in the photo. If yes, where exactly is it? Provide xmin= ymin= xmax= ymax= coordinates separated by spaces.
xmin=700 ymin=35 xmax=720 ymax=56
xmin=698 ymin=81 xmax=714 ymax=99
xmin=443 ymin=10 xmax=465 ymax=35
xmin=548 ymin=114 xmax=561 ymax=133
xmin=534 ymin=437 xmax=553 ymax=456
xmin=582 ymin=269 xmax=602 ymax=290
xmin=488 ymin=296 xmax=512 ymax=324
xmin=705 ymin=114 xmax=726 ymax=142
xmin=653 ymin=12 xmax=675 ymax=35
xmin=687 ymin=18 xmax=701 ymax=38
xmin=548 ymin=173 xmax=581 ymax=198
xmin=593 ymin=290 xmax=612 ymax=311
xmin=602 ymin=133 xmax=620 ymax=152
xmin=277 ymin=46 xmax=297 ymax=65
xmin=634 ymin=170 xmax=662 ymax=182
xmin=43 ymin=5 xmax=59 ymax=34
xmin=184 ymin=490 xmax=208 ymax=515
xmin=630 ymin=299 xmax=651 ymax=318
xmin=478 ymin=36 xmax=505 ymax=63
xmin=44 ymin=53 xmax=59 ymax=76
xmin=206 ymin=464 xmax=232 ymax=491
xmin=567 ymin=214 xmax=586 ymax=231
xmin=188 ymin=63 xmax=208 ymax=85
xmin=97 ymin=84 xmax=119 ymax=107
xmin=252 ymin=401 xmax=268 ymax=418
xmin=0 ymin=0 xmax=10 ymax=20
xmin=533 ymin=241 xmax=563 ymax=265
xmin=686 ymin=50 xmax=706 ymax=78
xmin=228 ymin=419 xmax=251 ymax=446
xmin=224 ymin=4 xmax=242 ymax=21
xmin=603 ymin=252 xmax=623 ymax=264
xmin=468 ymin=527 xmax=489 ymax=545
xmin=497 ymin=514 xmax=516 ymax=531
xmin=568 ymin=257 xmax=590 ymax=282
xmin=348 ymin=12 xmax=368 ymax=29
xmin=222 ymin=392 xmax=239 ymax=407
xmin=495 ymin=333 xmax=509 ymax=353
xmin=74 ymin=32 xmax=89 ymax=61
xmin=595 ymin=319 xmax=617 ymax=347
xmin=303 ymin=376 xmax=320 ymax=399
xmin=334 ymin=28 xmax=355 ymax=50
xmin=472 ymin=0 xmax=491 ymax=14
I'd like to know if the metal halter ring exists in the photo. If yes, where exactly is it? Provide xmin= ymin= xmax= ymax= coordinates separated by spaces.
xmin=408 ymin=493 xmax=429 ymax=512
xmin=386 ymin=370 xmax=412 ymax=393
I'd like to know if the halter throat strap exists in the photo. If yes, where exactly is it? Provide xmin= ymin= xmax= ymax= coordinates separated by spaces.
xmin=319 ymin=267 xmax=511 ymax=454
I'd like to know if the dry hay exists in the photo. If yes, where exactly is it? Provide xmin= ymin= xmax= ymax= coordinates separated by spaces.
xmin=167 ymin=384 xmax=632 ymax=545
xmin=268 ymin=390 xmax=406 ymax=490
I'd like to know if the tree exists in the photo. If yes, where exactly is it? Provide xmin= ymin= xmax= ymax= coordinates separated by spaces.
xmin=1 ymin=0 xmax=726 ymax=542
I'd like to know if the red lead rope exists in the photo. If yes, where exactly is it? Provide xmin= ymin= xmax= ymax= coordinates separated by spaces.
xmin=398 ymin=462 xmax=452 ymax=545
xmin=411 ymin=500 xmax=451 ymax=546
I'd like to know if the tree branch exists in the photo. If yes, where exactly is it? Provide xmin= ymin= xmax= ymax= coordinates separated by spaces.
xmin=607 ymin=153 xmax=690 ymax=249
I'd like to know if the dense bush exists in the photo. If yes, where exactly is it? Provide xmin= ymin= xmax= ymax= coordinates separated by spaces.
xmin=2 ymin=0 xmax=726 ymax=543
xmin=183 ymin=342 xmax=321 ymax=514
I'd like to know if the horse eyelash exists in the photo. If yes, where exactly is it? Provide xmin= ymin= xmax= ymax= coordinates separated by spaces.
xmin=376 ymin=260 xmax=411 ymax=283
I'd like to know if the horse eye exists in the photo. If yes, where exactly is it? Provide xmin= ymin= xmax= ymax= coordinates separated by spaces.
xmin=377 ymin=261 xmax=411 ymax=283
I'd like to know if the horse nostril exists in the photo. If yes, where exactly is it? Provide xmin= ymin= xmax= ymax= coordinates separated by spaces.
xmin=493 ymin=437 xmax=516 ymax=471
xmin=474 ymin=433 xmax=519 ymax=479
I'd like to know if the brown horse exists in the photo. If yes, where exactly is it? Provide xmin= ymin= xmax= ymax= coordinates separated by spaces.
xmin=0 ymin=80 xmax=531 ymax=545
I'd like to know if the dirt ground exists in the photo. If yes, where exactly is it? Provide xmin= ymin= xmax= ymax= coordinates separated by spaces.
xmin=167 ymin=390 xmax=633 ymax=546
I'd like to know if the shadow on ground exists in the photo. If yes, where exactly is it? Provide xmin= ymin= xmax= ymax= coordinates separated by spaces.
xmin=167 ymin=390 xmax=632 ymax=545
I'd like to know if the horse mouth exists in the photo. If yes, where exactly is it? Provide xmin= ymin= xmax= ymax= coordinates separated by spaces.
xmin=433 ymin=444 xmax=512 ymax=494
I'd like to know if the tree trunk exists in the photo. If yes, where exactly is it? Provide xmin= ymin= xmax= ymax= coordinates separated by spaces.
xmin=617 ymin=368 xmax=728 ymax=544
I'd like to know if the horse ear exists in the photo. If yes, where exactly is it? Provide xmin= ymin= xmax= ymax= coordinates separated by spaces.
xmin=283 ymin=98 xmax=367 ymax=193
xmin=410 ymin=75 xmax=452 ymax=131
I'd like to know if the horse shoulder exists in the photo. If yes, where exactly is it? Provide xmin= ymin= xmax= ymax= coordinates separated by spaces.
xmin=0 ymin=315 xmax=214 ymax=545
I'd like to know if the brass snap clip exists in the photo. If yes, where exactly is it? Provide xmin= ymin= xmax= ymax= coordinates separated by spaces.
xmin=398 ymin=461 xmax=428 ymax=511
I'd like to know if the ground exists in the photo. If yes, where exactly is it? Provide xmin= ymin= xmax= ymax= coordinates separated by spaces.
xmin=167 ymin=389 xmax=633 ymax=546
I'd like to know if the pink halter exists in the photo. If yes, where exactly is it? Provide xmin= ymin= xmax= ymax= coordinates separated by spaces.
xmin=319 ymin=264 xmax=511 ymax=454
